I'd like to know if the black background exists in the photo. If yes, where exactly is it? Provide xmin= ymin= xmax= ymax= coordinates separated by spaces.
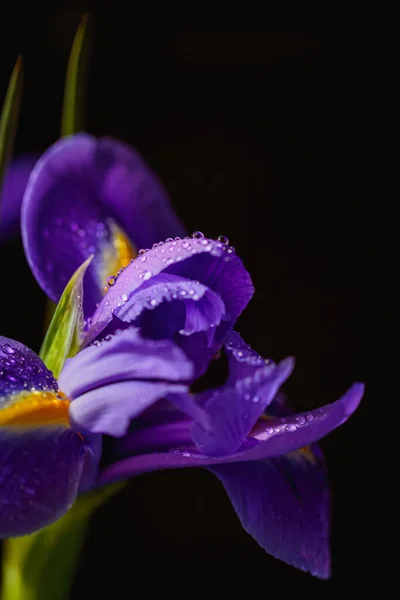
xmin=0 ymin=14 xmax=390 ymax=597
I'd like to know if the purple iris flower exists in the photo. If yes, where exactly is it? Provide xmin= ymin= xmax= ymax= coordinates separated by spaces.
xmin=0 ymin=234 xmax=364 ymax=578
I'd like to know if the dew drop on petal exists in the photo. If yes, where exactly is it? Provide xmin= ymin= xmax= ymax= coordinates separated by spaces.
xmin=192 ymin=231 xmax=204 ymax=239
xmin=217 ymin=235 xmax=229 ymax=245
xmin=121 ymin=293 xmax=128 ymax=302
xmin=143 ymin=270 xmax=153 ymax=280
xmin=108 ymin=276 xmax=117 ymax=286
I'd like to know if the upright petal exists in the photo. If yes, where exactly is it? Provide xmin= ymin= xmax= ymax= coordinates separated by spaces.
xmin=209 ymin=449 xmax=330 ymax=578
xmin=88 ymin=236 xmax=254 ymax=341
xmin=0 ymin=156 xmax=36 ymax=242
xmin=21 ymin=134 xmax=184 ymax=315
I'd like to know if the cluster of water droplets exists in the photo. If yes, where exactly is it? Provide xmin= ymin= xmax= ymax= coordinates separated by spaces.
xmin=225 ymin=336 xmax=271 ymax=368
xmin=0 ymin=342 xmax=58 ymax=404
xmin=254 ymin=406 xmax=328 ymax=440
xmin=100 ymin=232 xmax=236 ymax=308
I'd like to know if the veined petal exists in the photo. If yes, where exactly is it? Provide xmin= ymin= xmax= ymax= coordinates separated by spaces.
xmin=0 ymin=426 xmax=86 ymax=537
xmin=87 ymin=237 xmax=254 ymax=341
xmin=59 ymin=327 xmax=194 ymax=399
xmin=192 ymin=357 xmax=294 ymax=456
xmin=209 ymin=450 xmax=330 ymax=578
xmin=21 ymin=134 xmax=184 ymax=316
xmin=0 ymin=156 xmax=36 ymax=242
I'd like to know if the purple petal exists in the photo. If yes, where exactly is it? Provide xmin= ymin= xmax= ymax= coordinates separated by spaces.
xmin=87 ymin=237 xmax=254 ymax=341
xmin=0 ymin=336 xmax=58 ymax=398
xmin=0 ymin=426 xmax=86 ymax=537
xmin=114 ymin=273 xmax=226 ymax=339
xmin=0 ymin=156 xmax=37 ymax=242
xmin=21 ymin=134 xmax=184 ymax=315
xmin=209 ymin=450 xmax=330 ymax=578
xmin=238 ymin=383 xmax=365 ymax=460
xmin=59 ymin=327 xmax=194 ymax=399
xmin=191 ymin=357 xmax=294 ymax=456
xmin=69 ymin=380 xmax=188 ymax=437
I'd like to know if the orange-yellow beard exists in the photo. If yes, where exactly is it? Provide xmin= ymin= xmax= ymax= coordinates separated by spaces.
xmin=0 ymin=391 xmax=70 ymax=429
xmin=100 ymin=222 xmax=136 ymax=293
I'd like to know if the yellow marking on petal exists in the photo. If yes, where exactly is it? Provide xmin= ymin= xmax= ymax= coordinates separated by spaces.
xmin=100 ymin=221 xmax=136 ymax=292
xmin=0 ymin=391 xmax=70 ymax=429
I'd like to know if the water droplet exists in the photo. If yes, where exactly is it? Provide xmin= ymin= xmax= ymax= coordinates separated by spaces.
xmin=182 ymin=241 xmax=191 ymax=250
xmin=296 ymin=415 xmax=306 ymax=425
xmin=104 ymin=335 xmax=113 ymax=342
xmin=217 ymin=235 xmax=229 ymax=245
xmin=92 ymin=340 xmax=101 ymax=347
xmin=108 ymin=276 xmax=117 ymax=286
xmin=286 ymin=424 xmax=297 ymax=432
xmin=306 ymin=414 xmax=314 ymax=422
xmin=182 ymin=451 xmax=191 ymax=457
xmin=2 ymin=344 xmax=15 ymax=355
xmin=140 ymin=256 xmax=147 ymax=262
xmin=244 ymin=393 xmax=251 ymax=401
xmin=179 ymin=290 xmax=187 ymax=296
xmin=252 ymin=395 xmax=260 ymax=403
xmin=175 ymin=237 xmax=181 ymax=241
xmin=121 ymin=293 xmax=128 ymax=302
xmin=150 ymin=298 xmax=158 ymax=307
xmin=165 ymin=237 xmax=174 ymax=242
xmin=192 ymin=231 xmax=204 ymax=239
xmin=143 ymin=270 xmax=152 ymax=280
xmin=138 ymin=248 xmax=146 ymax=255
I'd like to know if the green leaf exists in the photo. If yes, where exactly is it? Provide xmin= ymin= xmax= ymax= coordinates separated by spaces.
xmin=1 ymin=483 xmax=125 ymax=600
xmin=0 ymin=56 xmax=23 ymax=190
xmin=61 ymin=13 xmax=91 ymax=137
xmin=39 ymin=255 xmax=93 ymax=377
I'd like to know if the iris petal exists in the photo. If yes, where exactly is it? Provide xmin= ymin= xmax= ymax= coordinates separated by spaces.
xmin=209 ymin=450 xmax=330 ymax=578
xmin=21 ymin=134 xmax=184 ymax=316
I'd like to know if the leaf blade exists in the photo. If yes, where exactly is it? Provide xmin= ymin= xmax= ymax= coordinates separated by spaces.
xmin=61 ymin=13 xmax=91 ymax=137
xmin=39 ymin=255 xmax=92 ymax=377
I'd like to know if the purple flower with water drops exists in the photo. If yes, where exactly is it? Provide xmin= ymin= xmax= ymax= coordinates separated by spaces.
xmin=2 ymin=133 xmax=185 ymax=316
xmin=0 ymin=234 xmax=364 ymax=578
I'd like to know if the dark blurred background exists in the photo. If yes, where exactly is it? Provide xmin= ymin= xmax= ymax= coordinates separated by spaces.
xmin=0 ymin=14 xmax=391 ymax=597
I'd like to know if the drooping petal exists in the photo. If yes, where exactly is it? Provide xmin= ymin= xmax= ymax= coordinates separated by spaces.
xmin=0 ymin=156 xmax=36 ymax=242
xmin=59 ymin=327 xmax=194 ymax=399
xmin=0 ymin=426 xmax=87 ymax=538
xmin=192 ymin=357 xmax=294 ymax=456
xmin=0 ymin=337 xmax=93 ymax=538
xmin=209 ymin=449 xmax=330 ymax=578
xmin=21 ymin=134 xmax=184 ymax=315
xmin=87 ymin=237 xmax=254 ymax=341
xmin=113 ymin=273 xmax=226 ymax=339
xmin=69 ymin=380 xmax=188 ymax=437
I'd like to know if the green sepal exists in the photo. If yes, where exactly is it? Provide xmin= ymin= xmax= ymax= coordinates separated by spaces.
xmin=39 ymin=255 xmax=93 ymax=377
